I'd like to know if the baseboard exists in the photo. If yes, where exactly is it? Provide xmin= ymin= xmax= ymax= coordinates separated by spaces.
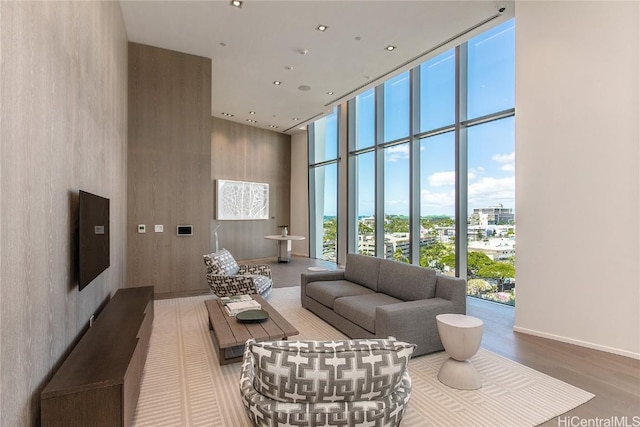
xmin=513 ymin=325 xmax=640 ymax=360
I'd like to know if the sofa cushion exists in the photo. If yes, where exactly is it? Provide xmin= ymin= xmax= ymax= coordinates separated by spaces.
xmin=203 ymin=248 xmax=239 ymax=276
xmin=249 ymin=339 xmax=416 ymax=404
xmin=377 ymin=259 xmax=437 ymax=301
xmin=343 ymin=253 xmax=381 ymax=291
xmin=306 ymin=280 xmax=375 ymax=309
xmin=334 ymin=293 xmax=403 ymax=333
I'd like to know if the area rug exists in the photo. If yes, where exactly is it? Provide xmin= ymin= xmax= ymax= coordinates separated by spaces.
xmin=132 ymin=287 xmax=594 ymax=427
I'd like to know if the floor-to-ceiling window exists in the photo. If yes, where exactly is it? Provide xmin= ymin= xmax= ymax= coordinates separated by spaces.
xmin=312 ymin=19 xmax=515 ymax=304
xmin=309 ymin=107 xmax=339 ymax=262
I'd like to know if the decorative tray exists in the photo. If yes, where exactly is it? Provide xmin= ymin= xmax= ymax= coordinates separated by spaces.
xmin=236 ymin=309 xmax=269 ymax=322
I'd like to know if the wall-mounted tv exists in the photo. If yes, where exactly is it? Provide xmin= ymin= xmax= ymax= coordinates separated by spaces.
xmin=78 ymin=190 xmax=110 ymax=290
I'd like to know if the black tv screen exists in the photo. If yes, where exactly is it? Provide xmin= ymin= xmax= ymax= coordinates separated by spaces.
xmin=78 ymin=190 xmax=110 ymax=290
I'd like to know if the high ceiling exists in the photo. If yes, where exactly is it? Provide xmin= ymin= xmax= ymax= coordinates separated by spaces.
xmin=119 ymin=1 xmax=514 ymax=134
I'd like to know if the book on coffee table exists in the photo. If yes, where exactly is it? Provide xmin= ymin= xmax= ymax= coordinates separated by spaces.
xmin=220 ymin=294 xmax=252 ymax=306
xmin=224 ymin=299 xmax=261 ymax=316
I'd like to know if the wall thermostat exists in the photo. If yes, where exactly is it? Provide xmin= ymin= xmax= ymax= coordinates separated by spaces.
xmin=177 ymin=225 xmax=193 ymax=236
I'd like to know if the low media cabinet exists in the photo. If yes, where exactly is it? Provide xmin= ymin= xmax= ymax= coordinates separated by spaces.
xmin=41 ymin=286 xmax=154 ymax=427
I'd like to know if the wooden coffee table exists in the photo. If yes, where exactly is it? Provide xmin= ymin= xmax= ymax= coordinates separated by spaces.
xmin=204 ymin=294 xmax=299 ymax=365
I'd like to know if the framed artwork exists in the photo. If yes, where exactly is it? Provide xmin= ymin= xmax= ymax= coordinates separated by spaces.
xmin=216 ymin=179 xmax=269 ymax=220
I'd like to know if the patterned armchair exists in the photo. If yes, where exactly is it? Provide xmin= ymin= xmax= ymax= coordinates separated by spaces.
xmin=203 ymin=249 xmax=272 ymax=298
xmin=239 ymin=338 xmax=415 ymax=427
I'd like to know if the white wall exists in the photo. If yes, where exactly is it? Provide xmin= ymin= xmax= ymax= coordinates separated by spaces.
xmin=290 ymin=131 xmax=310 ymax=256
xmin=514 ymin=1 xmax=639 ymax=359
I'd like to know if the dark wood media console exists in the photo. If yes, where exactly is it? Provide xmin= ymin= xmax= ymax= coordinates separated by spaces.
xmin=41 ymin=286 xmax=154 ymax=427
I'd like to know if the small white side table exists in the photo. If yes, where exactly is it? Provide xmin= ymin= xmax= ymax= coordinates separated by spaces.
xmin=264 ymin=235 xmax=305 ymax=263
xmin=436 ymin=313 xmax=484 ymax=390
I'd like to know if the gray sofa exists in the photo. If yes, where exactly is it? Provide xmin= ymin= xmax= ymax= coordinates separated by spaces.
xmin=301 ymin=253 xmax=467 ymax=356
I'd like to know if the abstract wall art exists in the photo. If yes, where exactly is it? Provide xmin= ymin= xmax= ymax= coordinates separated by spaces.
xmin=216 ymin=179 xmax=269 ymax=220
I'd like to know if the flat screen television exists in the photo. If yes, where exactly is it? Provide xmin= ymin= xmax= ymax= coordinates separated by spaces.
xmin=78 ymin=190 xmax=110 ymax=290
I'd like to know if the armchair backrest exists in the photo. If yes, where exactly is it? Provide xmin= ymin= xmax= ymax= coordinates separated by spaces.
xmin=203 ymin=248 xmax=239 ymax=276
xmin=248 ymin=338 xmax=415 ymax=404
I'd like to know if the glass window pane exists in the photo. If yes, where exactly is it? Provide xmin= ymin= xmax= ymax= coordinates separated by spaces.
xmin=355 ymin=89 xmax=375 ymax=150
xmin=312 ymin=107 xmax=338 ymax=163
xmin=467 ymin=19 xmax=515 ymax=119
xmin=354 ymin=152 xmax=375 ymax=256
xmin=384 ymin=143 xmax=410 ymax=261
xmin=312 ymin=163 xmax=338 ymax=262
xmin=467 ymin=117 xmax=516 ymax=305
xmin=419 ymin=132 xmax=456 ymax=271
xmin=383 ymin=72 xmax=410 ymax=142
xmin=420 ymin=49 xmax=455 ymax=132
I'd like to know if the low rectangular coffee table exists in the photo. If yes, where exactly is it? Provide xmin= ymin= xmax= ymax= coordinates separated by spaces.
xmin=204 ymin=294 xmax=299 ymax=365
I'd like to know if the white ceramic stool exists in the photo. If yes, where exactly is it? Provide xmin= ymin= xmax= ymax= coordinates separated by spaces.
xmin=436 ymin=313 xmax=484 ymax=390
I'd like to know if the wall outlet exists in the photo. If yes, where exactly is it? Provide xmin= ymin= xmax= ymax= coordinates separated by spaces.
xmin=138 ymin=224 xmax=146 ymax=233
xmin=89 ymin=314 xmax=95 ymax=327
xmin=154 ymin=225 xmax=163 ymax=233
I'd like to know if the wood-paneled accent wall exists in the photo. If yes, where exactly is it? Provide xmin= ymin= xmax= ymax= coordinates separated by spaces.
xmin=127 ymin=43 xmax=212 ymax=294
xmin=0 ymin=2 xmax=128 ymax=425
xmin=212 ymin=118 xmax=291 ymax=260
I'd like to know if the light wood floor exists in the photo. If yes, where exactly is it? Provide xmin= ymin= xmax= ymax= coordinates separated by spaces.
xmin=268 ymin=256 xmax=640 ymax=424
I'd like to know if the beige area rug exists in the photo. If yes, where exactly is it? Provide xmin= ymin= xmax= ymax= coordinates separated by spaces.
xmin=132 ymin=287 xmax=594 ymax=427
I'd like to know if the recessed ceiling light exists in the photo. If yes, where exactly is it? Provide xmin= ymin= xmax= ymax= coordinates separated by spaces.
xmin=293 ymin=118 xmax=300 ymax=121
xmin=273 ymin=81 xmax=282 ymax=86
xmin=246 ymin=119 xmax=257 ymax=123
xmin=385 ymin=45 xmax=396 ymax=51
xmin=221 ymin=112 xmax=234 ymax=117
xmin=285 ymin=66 xmax=293 ymax=71
xmin=249 ymin=111 xmax=256 ymax=115
xmin=269 ymin=125 xmax=278 ymax=129
xmin=230 ymin=1 xmax=242 ymax=8
xmin=327 ymin=91 xmax=334 ymax=95
xmin=316 ymin=25 xmax=328 ymax=32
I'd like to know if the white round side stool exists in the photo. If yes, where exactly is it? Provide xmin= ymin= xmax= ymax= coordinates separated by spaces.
xmin=436 ymin=313 xmax=484 ymax=390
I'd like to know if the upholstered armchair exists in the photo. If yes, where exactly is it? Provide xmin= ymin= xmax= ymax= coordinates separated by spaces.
xmin=203 ymin=249 xmax=273 ymax=298
xmin=239 ymin=338 xmax=415 ymax=427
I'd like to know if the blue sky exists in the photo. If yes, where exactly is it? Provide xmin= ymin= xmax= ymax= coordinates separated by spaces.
xmin=317 ymin=20 xmax=515 ymax=218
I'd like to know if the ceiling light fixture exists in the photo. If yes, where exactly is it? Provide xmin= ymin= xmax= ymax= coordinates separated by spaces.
xmin=229 ymin=1 xmax=242 ymax=8
xmin=385 ymin=45 xmax=396 ymax=51
xmin=246 ymin=119 xmax=257 ymax=123
xmin=269 ymin=125 xmax=278 ymax=129
xmin=316 ymin=25 xmax=328 ymax=32
xmin=221 ymin=112 xmax=234 ymax=117
xmin=273 ymin=81 xmax=282 ymax=86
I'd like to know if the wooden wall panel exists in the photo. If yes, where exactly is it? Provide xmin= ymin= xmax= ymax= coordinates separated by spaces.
xmin=0 ymin=2 xmax=128 ymax=425
xmin=211 ymin=118 xmax=291 ymax=260
xmin=127 ymin=43 xmax=212 ymax=294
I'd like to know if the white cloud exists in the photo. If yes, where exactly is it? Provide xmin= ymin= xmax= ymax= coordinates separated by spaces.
xmin=493 ymin=152 xmax=515 ymax=173
xmin=429 ymin=171 xmax=455 ymax=187
xmin=429 ymin=169 xmax=480 ymax=187
xmin=384 ymin=145 xmax=409 ymax=162
xmin=420 ymin=189 xmax=455 ymax=212
xmin=492 ymin=152 xmax=515 ymax=164
xmin=468 ymin=176 xmax=515 ymax=207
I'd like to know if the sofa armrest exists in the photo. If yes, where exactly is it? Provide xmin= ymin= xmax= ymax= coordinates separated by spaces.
xmin=435 ymin=273 xmax=467 ymax=314
xmin=300 ymin=270 xmax=345 ymax=307
xmin=376 ymin=298 xmax=464 ymax=356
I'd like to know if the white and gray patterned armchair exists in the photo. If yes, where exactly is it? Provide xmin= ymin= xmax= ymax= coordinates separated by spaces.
xmin=239 ymin=338 xmax=415 ymax=427
xmin=203 ymin=249 xmax=272 ymax=298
